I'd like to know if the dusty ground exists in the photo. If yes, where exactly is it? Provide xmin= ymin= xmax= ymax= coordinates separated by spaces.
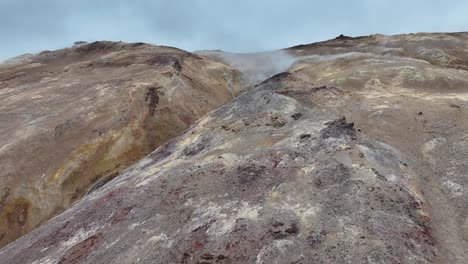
xmin=1 ymin=32 xmax=468 ymax=263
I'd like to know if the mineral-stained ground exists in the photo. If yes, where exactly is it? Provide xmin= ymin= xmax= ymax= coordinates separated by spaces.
xmin=1 ymin=33 xmax=468 ymax=263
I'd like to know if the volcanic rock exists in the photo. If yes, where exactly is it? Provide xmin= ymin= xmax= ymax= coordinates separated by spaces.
xmin=1 ymin=33 xmax=468 ymax=263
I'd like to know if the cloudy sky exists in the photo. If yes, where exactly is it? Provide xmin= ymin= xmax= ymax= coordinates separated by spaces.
xmin=1 ymin=0 xmax=467 ymax=61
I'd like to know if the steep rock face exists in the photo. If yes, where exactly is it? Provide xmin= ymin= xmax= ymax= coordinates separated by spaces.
xmin=0 ymin=41 xmax=244 ymax=247
xmin=1 ymin=32 xmax=468 ymax=263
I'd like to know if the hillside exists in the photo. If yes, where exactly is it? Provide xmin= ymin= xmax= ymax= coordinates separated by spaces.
xmin=0 ymin=41 xmax=244 ymax=248
xmin=1 ymin=33 xmax=468 ymax=263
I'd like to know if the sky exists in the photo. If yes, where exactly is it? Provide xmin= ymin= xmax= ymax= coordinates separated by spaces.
xmin=1 ymin=0 xmax=467 ymax=61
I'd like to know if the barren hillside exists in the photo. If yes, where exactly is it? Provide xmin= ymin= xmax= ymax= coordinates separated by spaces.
xmin=1 ymin=33 xmax=468 ymax=263
xmin=0 ymin=41 xmax=244 ymax=248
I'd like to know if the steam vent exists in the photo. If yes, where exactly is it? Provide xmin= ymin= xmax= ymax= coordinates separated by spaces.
xmin=1 ymin=33 xmax=468 ymax=263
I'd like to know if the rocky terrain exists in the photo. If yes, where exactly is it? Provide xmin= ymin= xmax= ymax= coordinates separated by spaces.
xmin=1 ymin=32 xmax=468 ymax=263
xmin=0 ymin=42 xmax=244 ymax=248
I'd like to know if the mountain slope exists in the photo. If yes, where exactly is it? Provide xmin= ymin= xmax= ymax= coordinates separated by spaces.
xmin=0 ymin=41 xmax=244 ymax=248
xmin=1 ymin=32 xmax=468 ymax=263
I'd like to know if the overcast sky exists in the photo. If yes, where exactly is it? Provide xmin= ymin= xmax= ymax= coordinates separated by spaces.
xmin=1 ymin=0 xmax=467 ymax=61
